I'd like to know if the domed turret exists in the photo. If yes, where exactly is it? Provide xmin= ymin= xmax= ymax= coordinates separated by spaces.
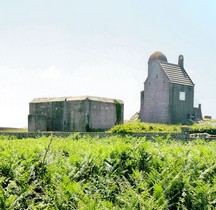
xmin=148 ymin=51 xmax=168 ymax=63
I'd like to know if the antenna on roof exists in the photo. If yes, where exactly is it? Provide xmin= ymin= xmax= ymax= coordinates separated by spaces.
xmin=178 ymin=55 xmax=184 ymax=68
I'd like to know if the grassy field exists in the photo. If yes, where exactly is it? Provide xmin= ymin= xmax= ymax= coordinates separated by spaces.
xmin=0 ymin=134 xmax=216 ymax=209
xmin=109 ymin=119 xmax=216 ymax=135
xmin=0 ymin=127 xmax=27 ymax=133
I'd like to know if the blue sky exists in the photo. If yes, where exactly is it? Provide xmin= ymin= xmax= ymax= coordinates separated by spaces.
xmin=0 ymin=0 xmax=216 ymax=127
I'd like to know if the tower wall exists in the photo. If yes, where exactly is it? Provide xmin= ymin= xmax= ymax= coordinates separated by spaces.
xmin=169 ymin=84 xmax=194 ymax=124
xmin=142 ymin=61 xmax=170 ymax=123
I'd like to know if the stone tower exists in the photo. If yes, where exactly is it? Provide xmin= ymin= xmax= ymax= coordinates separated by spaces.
xmin=139 ymin=51 xmax=202 ymax=124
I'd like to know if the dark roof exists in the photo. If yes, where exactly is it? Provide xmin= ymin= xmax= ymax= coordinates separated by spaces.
xmin=159 ymin=61 xmax=194 ymax=86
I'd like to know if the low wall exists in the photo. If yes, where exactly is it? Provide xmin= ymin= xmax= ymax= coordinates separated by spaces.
xmin=0 ymin=132 xmax=112 ymax=139
xmin=0 ymin=128 xmax=189 ymax=140
xmin=1 ymin=126 xmax=216 ymax=140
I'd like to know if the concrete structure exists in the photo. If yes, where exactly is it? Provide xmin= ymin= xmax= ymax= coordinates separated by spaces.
xmin=139 ymin=51 xmax=202 ymax=124
xmin=28 ymin=96 xmax=123 ymax=132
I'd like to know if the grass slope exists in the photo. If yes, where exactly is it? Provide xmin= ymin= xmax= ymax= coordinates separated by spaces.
xmin=0 ymin=128 xmax=27 ymax=133
xmin=109 ymin=120 xmax=216 ymax=135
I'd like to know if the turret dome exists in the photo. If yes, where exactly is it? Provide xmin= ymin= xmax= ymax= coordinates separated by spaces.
xmin=148 ymin=51 xmax=168 ymax=63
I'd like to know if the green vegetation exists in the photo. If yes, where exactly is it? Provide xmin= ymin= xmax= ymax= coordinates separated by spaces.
xmin=114 ymin=100 xmax=122 ymax=125
xmin=110 ymin=120 xmax=216 ymax=135
xmin=190 ymin=121 xmax=216 ymax=135
xmin=109 ymin=121 xmax=181 ymax=134
xmin=0 ymin=128 xmax=27 ymax=133
xmin=0 ymin=134 xmax=216 ymax=209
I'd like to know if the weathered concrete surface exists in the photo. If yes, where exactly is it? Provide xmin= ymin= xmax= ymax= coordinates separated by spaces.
xmin=139 ymin=51 xmax=202 ymax=124
xmin=28 ymin=96 xmax=124 ymax=132
xmin=141 ymin=61 xmax=170 ymax=123
xmin=28 ymin=115 xmax=47 ymax=132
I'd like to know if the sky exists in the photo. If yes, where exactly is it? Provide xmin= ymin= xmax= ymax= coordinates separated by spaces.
xmin=0 ymin=0 xmax=216 ymax=127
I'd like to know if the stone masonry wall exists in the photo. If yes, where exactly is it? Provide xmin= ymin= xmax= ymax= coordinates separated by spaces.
xmin=142 ymin=61 xmax=170 ymax=123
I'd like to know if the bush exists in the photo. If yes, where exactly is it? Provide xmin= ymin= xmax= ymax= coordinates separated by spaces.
xmin=190 ymin=123 xmax=216 ymax=135
xmin=109 ymin=121 xmax=181 ymax=134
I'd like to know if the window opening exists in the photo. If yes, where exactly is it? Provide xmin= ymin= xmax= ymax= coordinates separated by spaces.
xmin=179 ymin=92 xmax=185 ymax=101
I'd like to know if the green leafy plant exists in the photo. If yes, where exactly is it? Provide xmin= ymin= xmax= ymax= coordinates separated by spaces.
xmin=0 ymin=135 xmax=216 ymax=209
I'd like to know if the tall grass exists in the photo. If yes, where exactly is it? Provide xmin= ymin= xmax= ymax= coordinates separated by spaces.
xmin=0 ymin=135 xmax=216 ymax=209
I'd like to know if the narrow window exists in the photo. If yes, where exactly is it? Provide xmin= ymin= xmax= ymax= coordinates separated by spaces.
xmin=179 ymin=92 xmax=185 ymax=101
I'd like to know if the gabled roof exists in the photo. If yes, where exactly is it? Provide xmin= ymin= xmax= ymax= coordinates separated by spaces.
xmin=31 ymin=96 xmax=123 ymax=104
xmin=159 ymin=61 xmax=194 ymax=86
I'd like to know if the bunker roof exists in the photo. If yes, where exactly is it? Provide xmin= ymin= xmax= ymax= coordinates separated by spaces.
xmin=159 ymin=61 xmax=194 ymax=87
xmin=31 ymin=96 xmax=123 ymax=104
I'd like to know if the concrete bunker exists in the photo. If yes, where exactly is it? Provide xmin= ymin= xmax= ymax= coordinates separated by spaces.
xmin=28 ymin=96 xmax=124 ymax=132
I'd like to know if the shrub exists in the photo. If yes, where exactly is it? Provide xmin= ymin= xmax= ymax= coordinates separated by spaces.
xmin=109 ymin=120 xmax=181 ymax=134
